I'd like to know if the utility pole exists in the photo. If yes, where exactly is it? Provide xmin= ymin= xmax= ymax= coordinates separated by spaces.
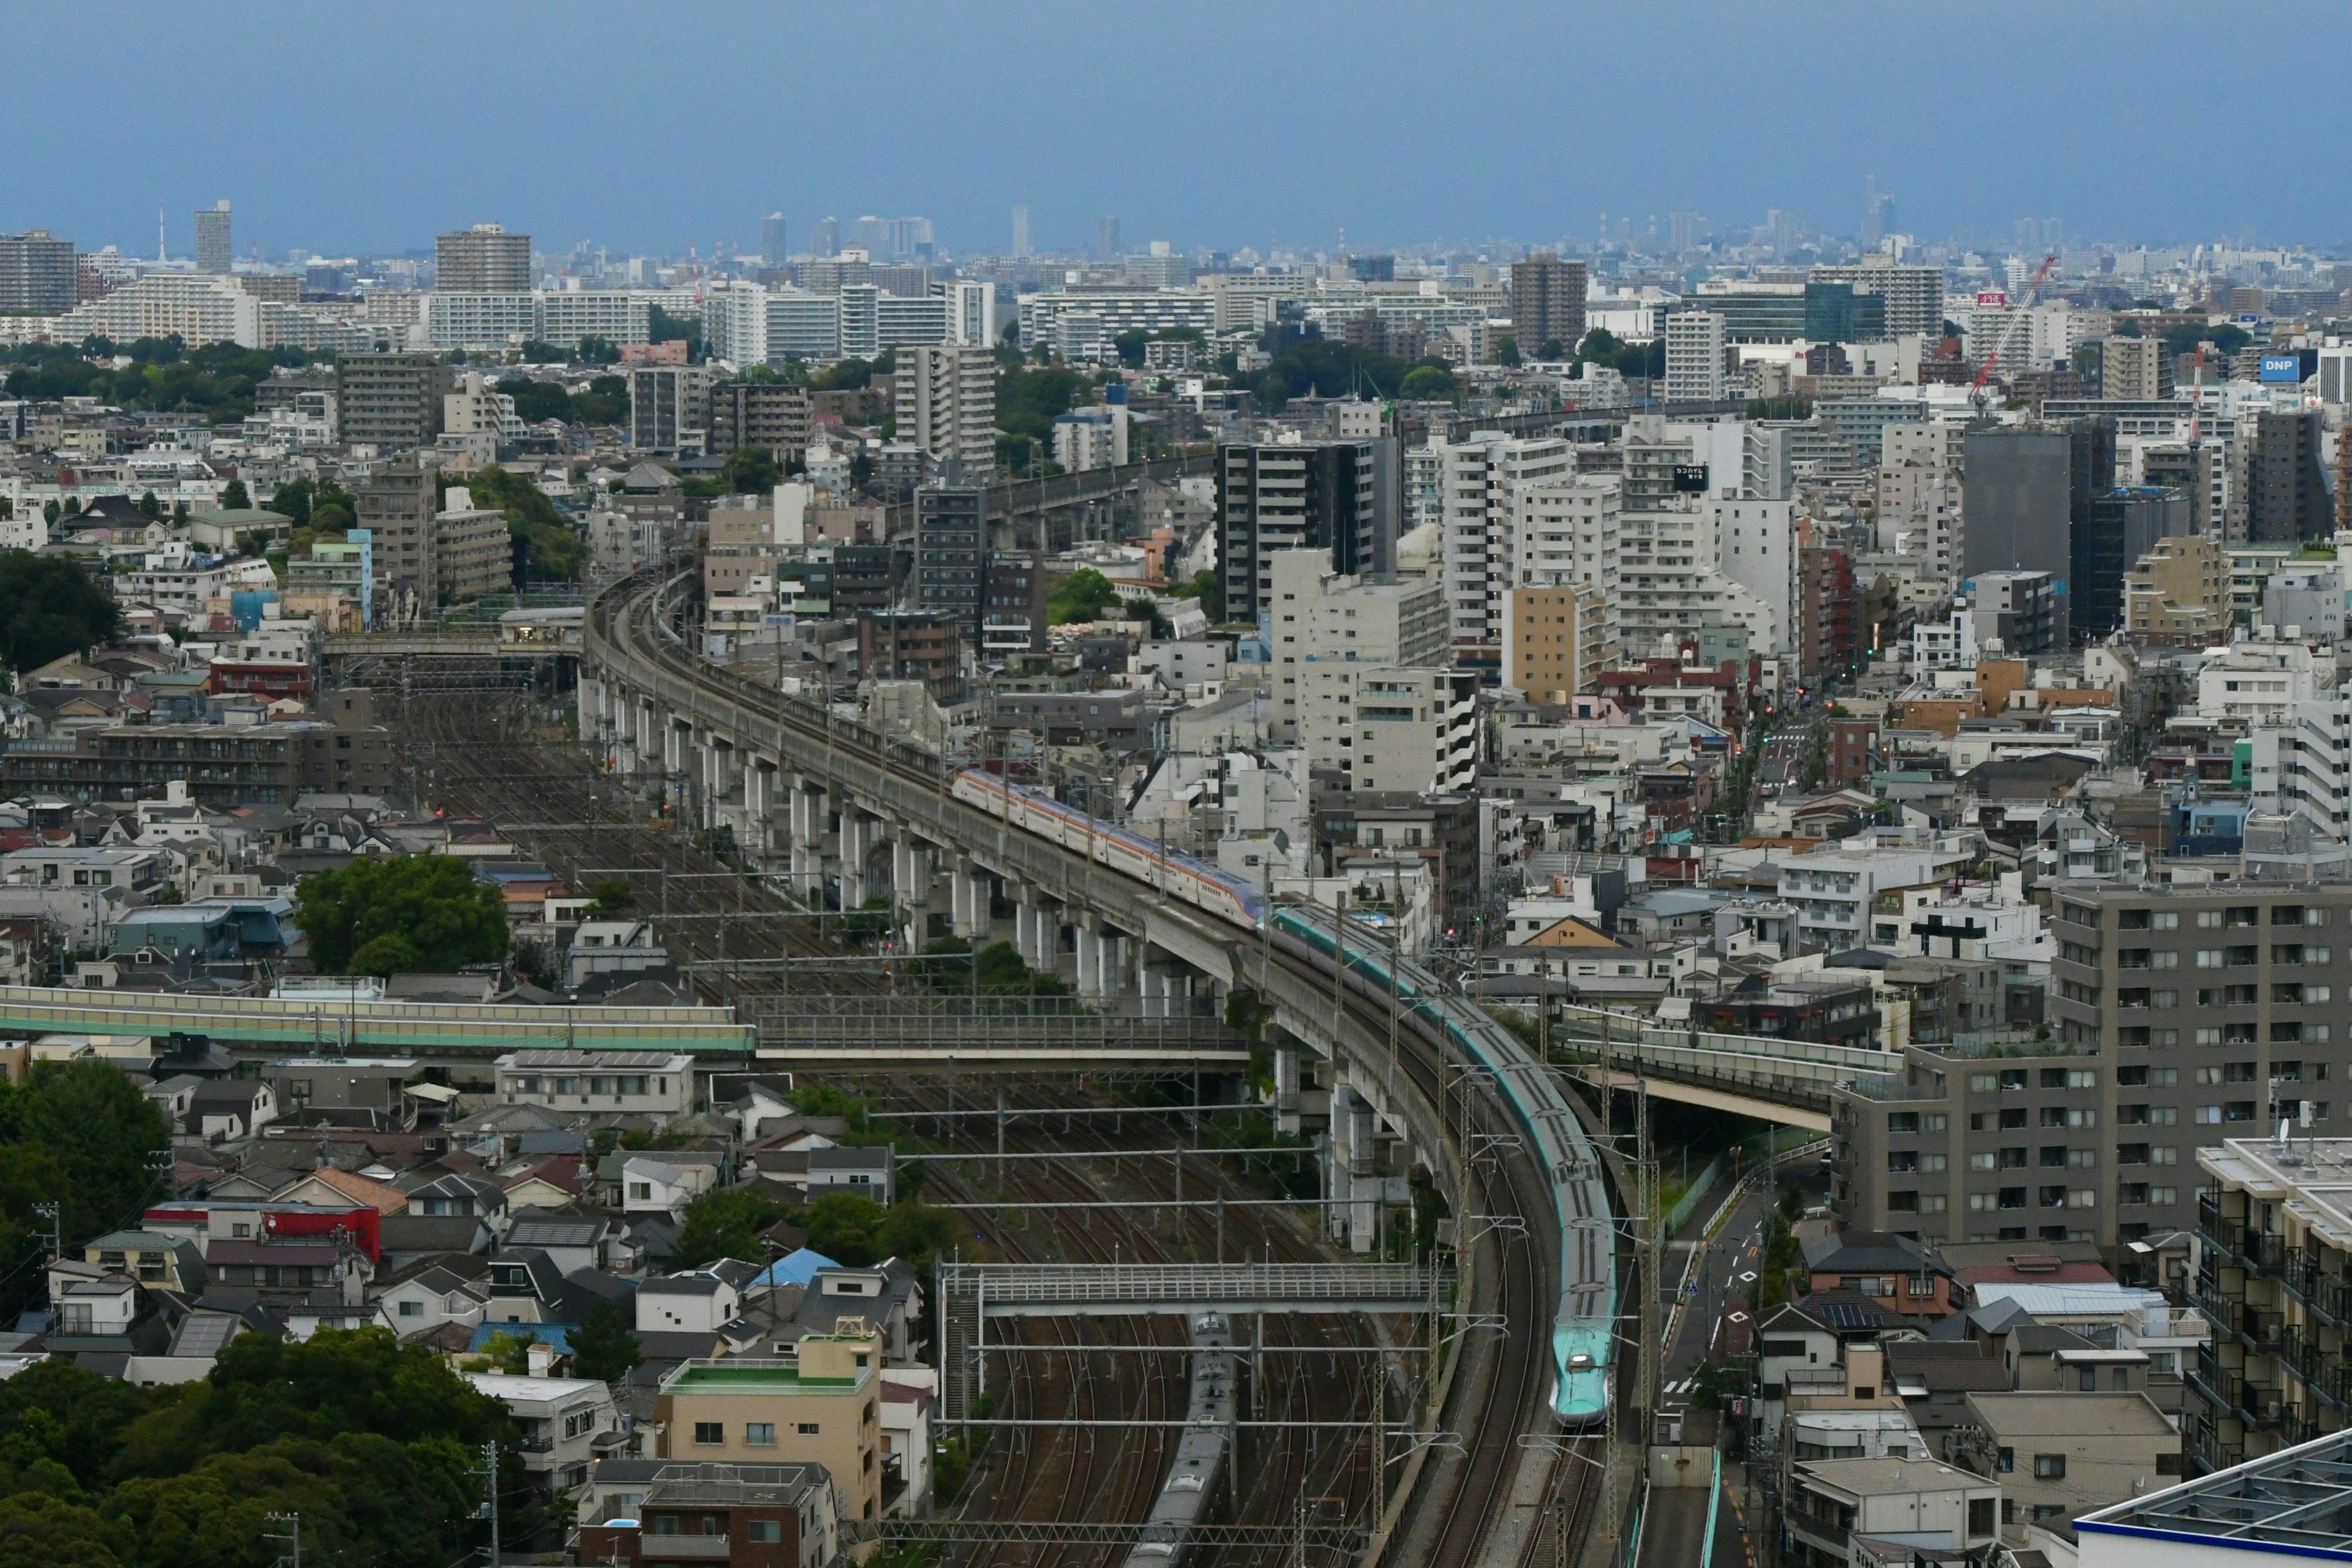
xmin=478 ymin=1440 xmax=500 ymax=1568
xmin=262 ymin=1511 xmax=300 ymax=1568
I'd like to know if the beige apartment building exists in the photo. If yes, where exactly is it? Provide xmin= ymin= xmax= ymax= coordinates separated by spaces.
xmin=655 ymin=1325 xmax=884 ymax=1525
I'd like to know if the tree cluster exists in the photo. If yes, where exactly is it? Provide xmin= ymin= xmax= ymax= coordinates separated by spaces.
xmin=1574 ymin=328 xmax=1666 ymax=379
xmin=292 ymin=854 xmax=510 ymax=978
xmin=495 ymin=374 xmax=628 ymax=430
xmin=995 ymin=364 xmax=1090 ymax=476
xmin=1046 ymin=567 xmax=1125 ymax=625
xmin=0 ymin=1063 xmax=173 ymax=1320
xmin=671 ymin=1189 xmax=953 ymax=1273
xmin=1 ymin=337 xmax=328 ymax=424
xmin=0 ymin=1330 xmax=535 ymax=1567
xmin=0 ymin=552 xmax=120 ymax=673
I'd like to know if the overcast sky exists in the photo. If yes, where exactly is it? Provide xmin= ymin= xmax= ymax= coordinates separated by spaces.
xmin=9 ymin=0 xmax=2348 ymax=261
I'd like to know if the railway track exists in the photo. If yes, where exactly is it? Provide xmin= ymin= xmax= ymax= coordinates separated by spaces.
xmin=584 ymin=570 xmax=1596 ymax=1562
xmin=385 ymin=688 xmax=889 ymax=1006
xmin=908 ymin=1084 xmax=1374 ymax=1567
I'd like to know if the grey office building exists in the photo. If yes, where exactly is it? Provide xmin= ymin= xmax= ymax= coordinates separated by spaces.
xmin=1215 ymin=440 xmax=1391 ymax=624
xmin=336 ymin=352 xmax=456 ymax=452
xmin=436 ymin=224 xmax=531 ymax=293
xmin=761 ymin=213 xmax=787 ymax=268
xmin=0 ymin=230 xmax=77 ymax=312
xmin=2074 ymin=486 xmax=2194 ymax=638
xmin=195 ymin=201 xmax=232 ymax=274
xmin=1962 ymin=420 xmax=2113 ymax=647
xmin=1838 ymin=878 xmax=2352 ymax=1251
xmin=2233 ymin=410 xmax=2329 ymax=544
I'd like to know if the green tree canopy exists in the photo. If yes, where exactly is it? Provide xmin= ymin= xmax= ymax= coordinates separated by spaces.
xmin=0 ymin=552 xmax=120 ymax=672
xmin=269 ymin=478 xmax=313 ymax=528
xmin=293 ymin=855 xmax=510 ymax=977
xmin=995 ymin=364 xmax=1089 ymax=475
xmin=216 ymin=479 xmax=249 ymax=511
xmin=568 ymin=1297 xmax=643 ymax=1383
xmin=1047 ymin=568 xmax=1124 ymax=625
xmin=1398 ymin=363 xmax=1460 ymax=402
xmin=646 ymin=306 xmax=704 ymax=362
xmin=670 ymin=1188 xmax=790 ymax=1270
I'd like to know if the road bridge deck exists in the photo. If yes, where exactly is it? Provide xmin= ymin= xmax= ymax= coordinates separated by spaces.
xmin=942 ymin=1261 xmax=1441 ymax=1317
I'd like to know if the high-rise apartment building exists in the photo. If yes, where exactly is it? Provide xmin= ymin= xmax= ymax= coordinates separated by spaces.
xmin=1664 ymin=309 xmax=1728 ymax=403
xmin=353 ymin=460 xmax=440 ymax=609
xmin=435 ymin=223 xmax=531 ymax=293
xmin=1216 ymin=441 xmax=1387 ymax=624
xmin=1809 ymin=260 xmax=1946 ymax=340
xmin=335 ymin=352 xmax=456 ymax=452
xmin=1508 ymin=475 xmax=1621 ymax=668
xmin=706 ymin=380 xmax=812 ymax=462
xmin=939 ymin=280 xmax=997 ymax=347
xmin=1266 ymin=548 xmax=1447 ymax=741
xmin=2073 ymin=486 xmax=2195 ymax=638
xmin=1011 ymin=205 xmax=1034 ymax=260
xmin=1438 ymin=434 xmax=1575 ymax=657
xmin=628 ymin=366 xmax=712 ymax=454
xmin=1502 ymin=586 xmax=1605 ymax=703
xmin=1094 ymin=216 xmax=1122 ymax=263
xmin=760 ymin=213 xmax=787 ymax=267
xmin=194 ymin=201 xmax=232 ymax=274
xmin=911 ymin=480 xmax=986 ymax=630
xmin=2101 ymin=334 xmax=2173 ymax=401
xmin=1508 ymin=252 xmax=1588 ymax=355
xmin=1962 ymin=426 xmax=2076 ymax=644
xmin=1838 ymin=878 xmax=2352 ymax=1262
xmin=895 ymin=344 xmax=997 ymax=480
xmin=0 ymin=230 xmax=76 ymax=312
xmin=811 ymin=216 xmax=839 ymax=258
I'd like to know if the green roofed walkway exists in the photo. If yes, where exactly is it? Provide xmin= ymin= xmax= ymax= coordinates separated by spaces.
xmin=0 ymin=984 xmax=755 ymax=1056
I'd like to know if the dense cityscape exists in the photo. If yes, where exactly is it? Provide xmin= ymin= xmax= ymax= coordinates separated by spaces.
xmin=14 ymin=12 xmax=2352 ymax=1567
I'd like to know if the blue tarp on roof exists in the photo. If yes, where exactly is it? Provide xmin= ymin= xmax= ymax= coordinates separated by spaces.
xmin=753 ymin=1248 xmax=841 ymax=1289
xmin=467 ymin=1321 xmax=575 ymax=1354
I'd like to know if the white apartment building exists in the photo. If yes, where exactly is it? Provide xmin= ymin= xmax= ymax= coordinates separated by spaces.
xmin=2252 ymin=692 xmax=2352 ymax=835
xmin=421 ymin=291 xmax=651 ymax=352
xmin=895 ymin=344 xmax=995 ymax=479
xmin=1664 ymin=309 xmax=1728 ymax=403
xmin=938 ymin=279 xmax=997 ymax=347
xmin=2196 ymin=641 xmax=2328 ymax=729
xmin=1621 ymin=415 xmax=1790 ymax=508
xmin=1877 ymin=462 xmax=1964 ymax=573
xmin=1617 ymin=502 xmax=1783 ymax=654
xmin=1018 ymin=288 xmax=1218 ymax=344
xmin=1882 ymin=420 xmax=1969 ymax=473
xmin=462 ymin=1373 xmax=619 ymax=1496
xmin=1438 ymin=433 xmax=1574 ymax=654
xmin=1777 ymin=835 xmax=1974 ymax=952
xmin=1509 ymin=475 xmax=1622 ymax=665
xmin=1300 ymin=664 xmax=1478 ymax=797
xmin=1713 ymin=495 xmax=1796 ymax=655
xmin=442 ymin=372 xmax=522 ymax=448
xmin=1267 ymin=548 xmax=1447 ymax=741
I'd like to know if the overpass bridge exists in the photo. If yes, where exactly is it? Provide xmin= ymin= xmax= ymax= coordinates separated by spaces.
xmin=1545 ymin=1002 xmax=1898 ymax=1132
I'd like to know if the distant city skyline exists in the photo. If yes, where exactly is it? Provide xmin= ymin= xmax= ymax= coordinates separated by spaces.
xmin=10 ymin=0 xmax=2352 ymax=260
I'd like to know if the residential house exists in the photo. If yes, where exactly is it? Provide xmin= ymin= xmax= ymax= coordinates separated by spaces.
xmin=463 ymin=1371 xmax=622 ymax=1498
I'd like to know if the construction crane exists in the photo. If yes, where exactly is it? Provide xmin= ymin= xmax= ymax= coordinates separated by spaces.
xmin=1969 ymin=250 xmax=2059 ymax=420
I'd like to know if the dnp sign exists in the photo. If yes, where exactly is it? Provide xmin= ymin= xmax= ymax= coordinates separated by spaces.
xmin=2260 ymin=355 xmax=2303 ymax=384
